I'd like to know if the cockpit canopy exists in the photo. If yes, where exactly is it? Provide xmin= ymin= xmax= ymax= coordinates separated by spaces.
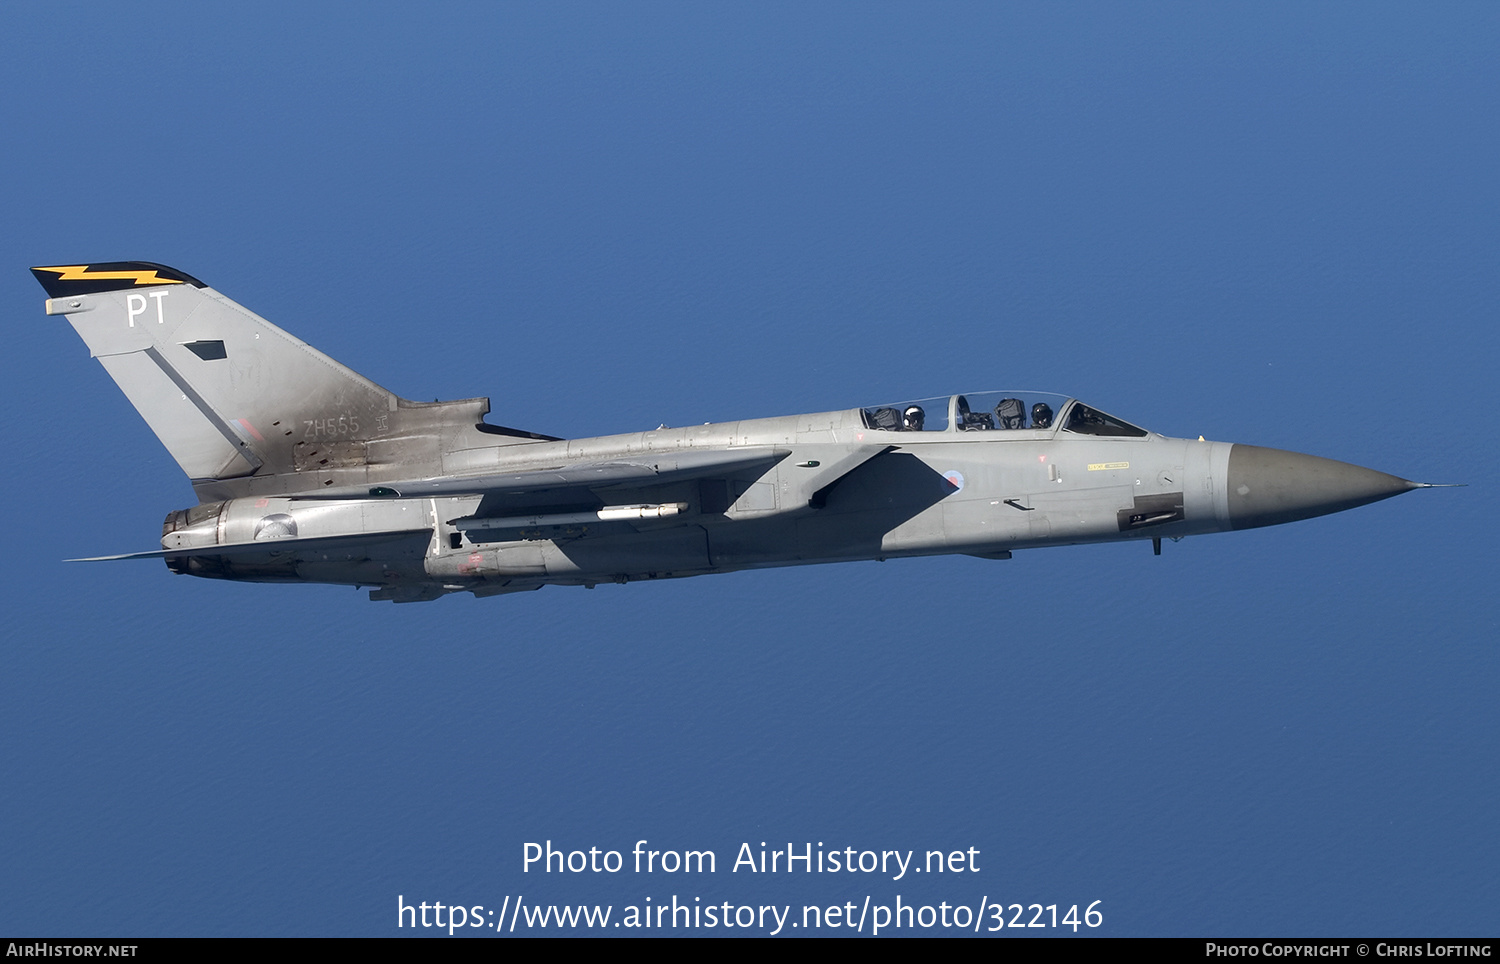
xmin=861 ymin=392 xmax=1149 ymax=437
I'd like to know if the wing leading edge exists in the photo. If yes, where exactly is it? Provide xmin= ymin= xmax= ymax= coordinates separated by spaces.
xmin=69 ymin=528 xmax=434 ymax=562
xmin=298 ymin=446 xmax=793 ymax=503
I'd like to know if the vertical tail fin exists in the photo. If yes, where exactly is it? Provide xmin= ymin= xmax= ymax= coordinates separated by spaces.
xmin=35 ymin=262 xmax=401 ymax=484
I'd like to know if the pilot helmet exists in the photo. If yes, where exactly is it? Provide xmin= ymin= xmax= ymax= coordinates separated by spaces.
xmin=1031 ymin=402 xmax=1053 ymax=428
xmin=903 ymin=405 xmax=925 ymax=430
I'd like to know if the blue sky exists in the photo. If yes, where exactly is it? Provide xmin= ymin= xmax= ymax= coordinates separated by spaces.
xmin=1 ymin=2 xmax=1495 ymax=936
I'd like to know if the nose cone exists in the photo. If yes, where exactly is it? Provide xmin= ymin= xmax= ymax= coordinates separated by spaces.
xmin=1227 ymin=444 xmax=1418 ymax=530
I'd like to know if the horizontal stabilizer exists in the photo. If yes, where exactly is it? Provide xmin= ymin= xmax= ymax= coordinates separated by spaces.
xmin=69 ymin=528 xmax=432 ymax=562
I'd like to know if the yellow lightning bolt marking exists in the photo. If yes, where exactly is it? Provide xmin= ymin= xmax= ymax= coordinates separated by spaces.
xmin=35 ymin=265 xmax=185 ymax=287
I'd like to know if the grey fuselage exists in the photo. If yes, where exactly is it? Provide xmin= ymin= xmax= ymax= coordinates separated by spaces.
xmin=158 ymin=398 xmax=1407 ymax=603
xmin=34 ymin=262 xmax=1424 ymax=604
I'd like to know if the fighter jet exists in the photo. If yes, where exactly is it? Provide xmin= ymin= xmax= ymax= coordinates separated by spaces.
xmin=34 ymin=262 xmax=1447 ymax=603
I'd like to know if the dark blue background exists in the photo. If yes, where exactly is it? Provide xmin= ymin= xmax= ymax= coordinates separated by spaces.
xmin=1 ymin=3 xmax=1494 ymax=936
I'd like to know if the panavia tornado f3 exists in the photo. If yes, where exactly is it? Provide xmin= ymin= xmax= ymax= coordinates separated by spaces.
xmin=34 ymin=262 xmax=1449 ymax=603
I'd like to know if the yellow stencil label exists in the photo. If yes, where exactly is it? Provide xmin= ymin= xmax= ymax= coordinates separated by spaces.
xmin=1087 ymin=462 xmax=1130 ymax=471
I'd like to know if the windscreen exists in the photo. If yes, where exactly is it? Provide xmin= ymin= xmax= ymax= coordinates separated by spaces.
xmin=1062 ymin=403 xmax=1148 ymax=438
